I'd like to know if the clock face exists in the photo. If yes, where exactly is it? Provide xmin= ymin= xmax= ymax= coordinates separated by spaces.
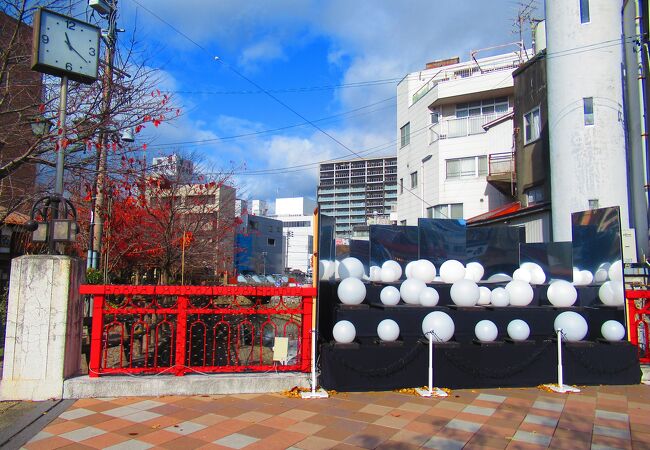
xmin=32 ymin=8 xmax=101 ymax=84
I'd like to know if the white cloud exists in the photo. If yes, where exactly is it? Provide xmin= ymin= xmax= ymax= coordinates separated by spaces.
xmin=238 ymin=39 xmax=287 ymax=70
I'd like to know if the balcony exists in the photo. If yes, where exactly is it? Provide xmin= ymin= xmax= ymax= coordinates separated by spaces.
xmin=430 ymin=113 xmax=500 ymax=141
xmin=486 ymin=151 xmax=515 ymax=197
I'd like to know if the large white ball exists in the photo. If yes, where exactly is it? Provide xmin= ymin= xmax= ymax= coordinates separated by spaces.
xmin=440 ymin=260 xmax=466 ymax=283
xmin=505 ymin=280 xmax=534 ymax=306
xmin=450 ymin=279 xmax=480 ymax=307
xmin=400 ymin=279 xmax=427 ymax=305
xmin=339 ymin=257 xmax=365 ymax=279
xmin=410 ymin=259 xmax=437 ymax=283
xmin=547 ymin=280 xmax=578 ymax=307
xmin=490 ymin=287 xmax=510 ymax=307
xmin=377 ymin=319 xmax=400 ymax=342
xmin=422 ymin=311 xmax=455 ymax=342
xmin=554 ymin=311 xmax=588 ymax=342
xmin=521 ymin=262 xmax=546 ymax=285
xmin=337 ymin=278 xmax=366 ymax=305
xmin=380 ymin=266 xmax=400 ymax=283
xmin=572 ymin=267 xmax=583 ymax=285
xmin=513 ymin=267 xmax=532 ymax=283
xmin=382 ymin=260 xmax=403 ymax=281
xmin=594 ymin=267 xmax=609 ymax=283
xmin=507 ymin=319 xmax=530 ymax=341
xmin=319 ymin=260 xmax=334 ymax=281
xmin=419 ymin=287 xmax=440 ymax=306
xmin=380 ymin=286 xmax=401 ymax=305
xmin=465 ymin=262 xmax=484 ymax=282
xmin=333 ymin=320 xmax=356 ymax=343
xmin=404 ymin=261 xmax=417 ymax=279
xmin=601 ymin=320 xmax=625 ymax=341
xmin=369 ymin=266 xmax=382 ymax=282
xmin=477 ymin=286 xmax=492 ymax=305
xmin=609 ymin=260 xmax=623 ymax=282
xmin=474 ymin=320 xmax=498 ymax=342
xmin=598 ymin=280 xmax=625 ymax=306
xmin=580 ymin=270 xmax=594 ymax=285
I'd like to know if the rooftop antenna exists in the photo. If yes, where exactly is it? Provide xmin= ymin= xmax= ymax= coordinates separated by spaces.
xmin=512 ymin=0 xmax=538 ymax=61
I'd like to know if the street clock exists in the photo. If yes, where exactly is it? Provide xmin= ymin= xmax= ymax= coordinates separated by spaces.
xmin=31 ymin=8 xmax=101 ymax=84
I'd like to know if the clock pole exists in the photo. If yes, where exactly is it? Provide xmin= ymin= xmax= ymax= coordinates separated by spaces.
xmin=55 ymin=76 xmax=68 ymax=197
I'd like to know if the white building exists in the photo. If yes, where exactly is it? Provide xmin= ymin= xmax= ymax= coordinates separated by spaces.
xmin=396 ymin=50 xmax=528 ymax=225
xmin=273 ymin=197 xmax=316 ymax=273
xmin=151 ymin=154 xmax=193 ymax=182
xmin=249 ymin=199 xmax=269 ymax=216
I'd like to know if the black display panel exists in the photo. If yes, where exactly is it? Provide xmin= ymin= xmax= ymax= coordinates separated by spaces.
xmin=571 ymin=206 xmax=622 ymax=276
xmin=466 ymin=226 xmax=525 ymax=279
xmin=520 ymin=242 xmax=573 ymax=281
xmin=369 ymin=225 xmax=419 ymax=275
xmin=318 ymin=214 xmax=336 ymax=281
xmin=418 ymin=219 xmax=466 ymax=267
xmin=349 ymin=239 xmax=370 ymax=274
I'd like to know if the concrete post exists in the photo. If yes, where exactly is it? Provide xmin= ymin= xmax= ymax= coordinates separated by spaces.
xmin=0 ymin=256 xmax=85 ymax=400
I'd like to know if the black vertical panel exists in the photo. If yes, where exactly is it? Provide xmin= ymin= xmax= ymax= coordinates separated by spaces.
xmin=466 ymin=226 xmax=525 ymax=279
xmin=369 ymin=225 xmax=419 ymax=276
xmin=349 ymin=239 xmax=370 ymax=275
xmin=571 ymin=206 xmax=622 ymax=274
xmin=418 ymin=219 xmax=467 ymax=267
xmin=520 ymin=241 xmax=573 ymax=281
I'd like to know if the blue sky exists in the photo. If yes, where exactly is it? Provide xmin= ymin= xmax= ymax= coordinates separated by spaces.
xmin=115 ymin=0 xmax=540 ymax=206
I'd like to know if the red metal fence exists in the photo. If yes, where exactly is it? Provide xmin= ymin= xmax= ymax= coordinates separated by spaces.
xmin=79 ymin=285 xmax=316 ymax=377
xmin=626 ymin=290 xmax=650 ymax=363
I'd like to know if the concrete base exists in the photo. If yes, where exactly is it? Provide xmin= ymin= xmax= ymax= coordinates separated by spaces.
xmin=63 ymin=372 xmax=310 ymax=398
xmin=1 ymin=256 xmax=84 ymax=401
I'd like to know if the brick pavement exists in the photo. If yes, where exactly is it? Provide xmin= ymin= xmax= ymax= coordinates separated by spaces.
xmin=21 ymin=384 xmax=650 ymax=449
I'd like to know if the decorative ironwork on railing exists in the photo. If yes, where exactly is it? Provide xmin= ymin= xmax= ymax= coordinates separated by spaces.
xmin=488 ymin=151 xmax=515 ymax=177
xmin=79 ymin=285 xmax=316 ymax=377
xmin=626 ymin=290 xmax=650 ymax=363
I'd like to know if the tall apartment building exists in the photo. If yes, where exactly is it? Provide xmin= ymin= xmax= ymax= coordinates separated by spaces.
xmin=318 ymin=157 xmax=397 ymax=237
xmin=396 ymin=49 xmax=529 ymax=225
xmin=273 ymin=197 xmax=316 ymax=273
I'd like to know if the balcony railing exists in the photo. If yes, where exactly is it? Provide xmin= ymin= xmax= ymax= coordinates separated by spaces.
xmin=429 ymin=113 xmax=501 ymax=142
xmin=488 ymin=151 xmax=515 ymax=177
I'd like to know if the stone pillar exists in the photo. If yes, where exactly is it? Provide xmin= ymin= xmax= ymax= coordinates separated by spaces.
xmin=0 ymin=256 xmax=85 ymax=400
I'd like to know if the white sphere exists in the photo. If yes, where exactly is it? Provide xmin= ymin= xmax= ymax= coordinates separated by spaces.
xmin=400 ymin=279 xmax=427 ymax=305
xmin=382 ymin=260 xmax=403 ymax=280
xmin=465 ymin=262 xmax=485 ymax=282
xmin=419 ymin=287 xmax=440 ymax=307
xmin=572 ymin=267 xmax=583 ymax=285
xmin=580 ymin=270 xmax=594 ymax=285
xmin=601 ymin=320 xmax=625 ymax=341
xmin=474 ymin=320 xmax=498 ymax=342
xmin=513 ymin=267 xmax=532 ymax=283
xmin=410 ymin=259 xmax=437 ymax=283
xmin=450 ymin=279 xmax=480 ymax=307
xmin=377 ymin=319 xmax=400 ymax=342
xmin=521 ymin=262 xmax=546 ymax=285
xmin=490 ymin=287 xmax=510 ymax=307
xmin=339 ymin=257 xmax=365 ymax=279
xmin=507 ymin=319 xmax=530 ymax=341
xmin=547 ymin=280 xmax=578 ymax=307
xmin=337 ymin=278 xmax=366 ymax=305
xmin=380 ymin=266 xmax=400 ymax=283
xmin=477 ymin=286 xmax=492 ymax=305
xmin=554 ymin=311 xmax=588 ymax=342
xmin=598 ymin=280 xmax=625 ymax=306
xmin=421 ymin=311 xmax=455 ymax=342
xmin=334 ymin=260 xmax=341 ymax=280
xmin=333 ymin=320 xmax=356 ymax=343
xmin=487 ymin=273 xmax=513 ymax=282
xmin=609 ymin=260 xmax=623 ymax=282
xmin=380 ymin=286 xmax=401 ymax=306
xmin=440 ymin=260 xmax=466 ymax=283
xmin=404 ymin=261 xmax=417 ymax=279
xmin=594 ymin=267 xmax=609 ymax=283
xmin=369 ymin=266 xmax=382 ymax=282
xmin=319 ymin=260 xmax=334 ymax=281
xmin=505 ymin=280 xmax=534 ymax=306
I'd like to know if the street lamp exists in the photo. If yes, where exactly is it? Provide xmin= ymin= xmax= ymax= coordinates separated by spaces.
xmin=421 ymin=154 xmax=432 ymax=217
xmin=285 ymin=230 xmax=294 ymax=272
xmin=24 ymin=194 xmax=79 ymax=255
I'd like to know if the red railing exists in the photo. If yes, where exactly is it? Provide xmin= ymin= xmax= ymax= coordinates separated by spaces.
xmin=626 ymin=290 xmax=650 ymax=363
xmin=79 ymin=285 xmax=316 ymax=377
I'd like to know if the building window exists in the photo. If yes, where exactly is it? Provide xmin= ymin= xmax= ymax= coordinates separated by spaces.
xmin=446 ymin=156 xmax=487 ymax=179
xmin=456 ymin=97 xmax=508 ymax=118
xmin=400 ymin=122 xmax=410 ymax=148
xmin=432 ymin=203 xmax=464 ymax=219
xmin=583 ymin=97 xmax=594 ymax=125
xmin=268 ymin=238 xmax=276 ymax=246
xmin=410 ymin=171 xmax=418 ymax=188
xmin=399 ymin=178 xmax=403 ymax=194
xmin=580 ymin=0 xmax=590 ymax=23
xmin=524 ymin=107 xmax=541 ymax=144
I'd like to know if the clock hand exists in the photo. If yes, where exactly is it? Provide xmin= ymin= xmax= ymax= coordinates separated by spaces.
xmin=65 ymin=32 xmax=89 ymax=64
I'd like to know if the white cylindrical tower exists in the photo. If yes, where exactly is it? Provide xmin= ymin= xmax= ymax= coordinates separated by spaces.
xmin=546 ymin=0 xmax=629 ymax=241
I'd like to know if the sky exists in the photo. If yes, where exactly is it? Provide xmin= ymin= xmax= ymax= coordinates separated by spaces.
xmin=113 ymin=0 xmax=540 ymax=207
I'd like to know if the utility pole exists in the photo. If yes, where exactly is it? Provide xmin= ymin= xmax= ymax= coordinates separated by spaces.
xmin=90 ymin=1 xmax=118 ymax=270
